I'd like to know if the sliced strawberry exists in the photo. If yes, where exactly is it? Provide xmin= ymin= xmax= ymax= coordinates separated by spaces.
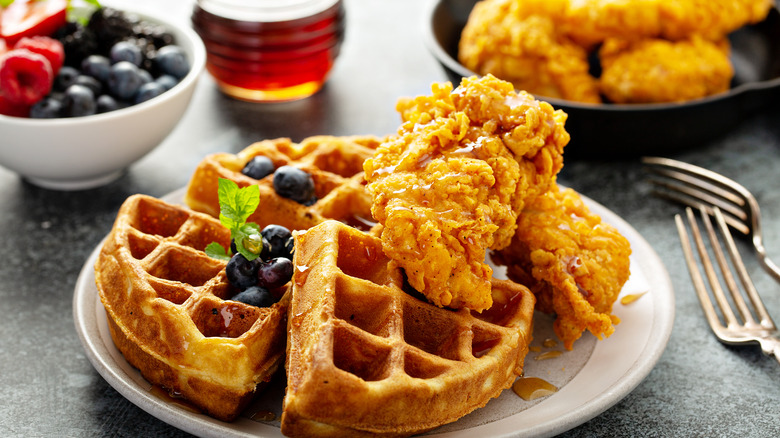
xmin=0 ymin=0 xmax=68 ymax=45
xmin=14 ymin=36 xmax=64 ymax=72
xmin=0 ymin=39 xmax=7 ymax=56
xmin=0 ymin=49 xmax=53 ymax=106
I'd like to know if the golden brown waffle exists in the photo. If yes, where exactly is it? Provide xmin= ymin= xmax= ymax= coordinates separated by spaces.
xmin=281 ymin=220 xmax=536 ymax=437
xmin=184 ymin=135 xmax=383 ymax=232
xmin=95 ymin=194 xmax=290 ymax=422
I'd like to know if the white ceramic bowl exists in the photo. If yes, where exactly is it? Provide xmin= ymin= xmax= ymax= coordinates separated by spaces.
xmin=0 ymin=6 xmax=206 ymax=190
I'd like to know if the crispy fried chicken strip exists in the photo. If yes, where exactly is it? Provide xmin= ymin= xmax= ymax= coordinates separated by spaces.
xmin=364 ymin=75 xmax=569 ymax=312
xmin=459 ymin=0 xmax=601 ymax=103
xmin=563 ymin=0 xmax=773 ymax=46
xmin=599 ymin=36 xmax=733 ymax=103
xmin=494 ymin=183 xmax=631 ymax=349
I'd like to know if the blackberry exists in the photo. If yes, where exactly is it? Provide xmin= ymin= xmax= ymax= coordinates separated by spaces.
xmin=88 ymin=7 xmax=135 ymax=53
xmin=133 ymin=21 xmax=174 ymax=49
xmin=56 ymin=24 xmax=98 ymax=68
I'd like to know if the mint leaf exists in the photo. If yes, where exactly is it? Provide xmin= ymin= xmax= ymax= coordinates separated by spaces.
xmin=205 ymin=242 xmax=231 ymax=261
xmin=217 ymin=179 xmax=259 ymax=230
xmin=206 ymin=178 xmax=263 ymax=261
xmin=66 ymin=0 xmax=102 ymax=26
xmin=0 ymin=0 xmax=15 ymax=8
xmin=233 ymin=223 xmax=263 ymax=261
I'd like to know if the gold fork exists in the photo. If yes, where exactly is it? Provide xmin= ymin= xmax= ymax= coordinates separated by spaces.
xmin=676 ymin=206 xmax=780 ymax=364
xmin=643 ymin=156 xmax=780 ymax=283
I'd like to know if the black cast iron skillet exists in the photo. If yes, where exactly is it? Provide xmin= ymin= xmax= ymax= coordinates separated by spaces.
xmin=424 ymin=0 xmax=780 ymax=158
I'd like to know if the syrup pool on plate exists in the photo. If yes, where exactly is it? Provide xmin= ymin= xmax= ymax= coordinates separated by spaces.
xmin=192 ymin=0 xmax=345 ymax=102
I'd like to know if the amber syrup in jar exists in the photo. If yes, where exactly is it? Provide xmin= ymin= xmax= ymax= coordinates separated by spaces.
xmin=192 ymin=0 xmax=345 ymax=102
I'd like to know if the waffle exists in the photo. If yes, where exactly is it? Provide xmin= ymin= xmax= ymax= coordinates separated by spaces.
xmin=184 ymin=135 xmax=383 ymax=232
xmin=95 ymin=194 xmax=290 ymax=422
xmin=281 ymin=220 xmax=536 ymax=437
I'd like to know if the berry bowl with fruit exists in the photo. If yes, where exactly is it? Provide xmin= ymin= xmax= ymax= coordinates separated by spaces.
xmin=0 ymin=1 xmax=206 ymax=190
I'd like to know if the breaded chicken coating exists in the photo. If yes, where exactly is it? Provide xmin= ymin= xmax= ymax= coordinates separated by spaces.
xmin=364 ymin=75 xmax=569 ymax=312
xmin=493 ymin=183 xmax=631 ymax=349
xmin=599 ymin=36 xmax=733 ymax=103
xmin=459 ymin=0 xmax=601 ymax=103
xmin=564 ymin=0 xmax=773 ymax=46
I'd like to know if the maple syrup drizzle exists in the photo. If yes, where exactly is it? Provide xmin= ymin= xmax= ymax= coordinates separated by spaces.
xmin=249 ymin=410 xmax=277 ymax=422
xmin=148 ymin=385 xmax=201 ymax=414
xmin=620 ymin=291 xmax=648 ymax=305
xmin=512 ymin=377 xmax=558 ymax=401
xmin=534 ymin=350 xmax=562 ymax=361
xmin=542 ymin=338 xmax=558 ymax=348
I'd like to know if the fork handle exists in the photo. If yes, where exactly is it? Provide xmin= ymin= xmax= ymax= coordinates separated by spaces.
xmin=761 ymin=338 xmax=780 ymax=365
xmin=759 ymin=256 xmax=780 ymax=285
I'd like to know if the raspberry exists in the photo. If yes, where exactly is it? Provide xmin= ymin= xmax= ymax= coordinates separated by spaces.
xmin=14 ymin=36 xmax=65 ymax=73
xmin=0 ymin=95 xmax=30 ymax=117
xmin=0 ymin=49 xmax=54 ymax=106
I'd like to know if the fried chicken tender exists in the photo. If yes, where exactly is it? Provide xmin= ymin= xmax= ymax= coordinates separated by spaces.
xmin=459 ymin=0 xmax=601 ymax=103
xmin=364 ymin=75 xmax=569 ymax=312
xmin=564 ymin=0 xmax=773 ymax=46
xmin=599 ymin=36 xmax=733 ymax=103
xmin=493 ymin=183 xmax=631 ymax=349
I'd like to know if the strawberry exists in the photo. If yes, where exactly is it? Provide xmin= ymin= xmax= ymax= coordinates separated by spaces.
xmin=14 ymin=36 xmax=64 ymax=73
xmin=0 ymin=49 xmax=53 ymax=106
xmin=0 ymin=0 xmax=68 ymax=45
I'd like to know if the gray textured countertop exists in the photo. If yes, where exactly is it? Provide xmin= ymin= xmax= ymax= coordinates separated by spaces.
xmin=1 ymin=0 xmax=779 ymax=436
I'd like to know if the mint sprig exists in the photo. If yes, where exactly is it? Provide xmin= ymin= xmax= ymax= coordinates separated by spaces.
xmin=205 ymin=178 xmax=263 ymax=262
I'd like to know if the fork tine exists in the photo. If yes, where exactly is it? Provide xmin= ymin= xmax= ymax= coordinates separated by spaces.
xmin=683 ymin=207 xmax=740 ymax=328
xmin=643 ymin=158 xmax=750 ymax=235
xmin=674 ymin=208 xmax=725 ymax=334
xmin=712 ymin=207 xmax=777 ymax=331
xmin=699 ymin=207 xmax=756 ymax=327
xmin=650 ymin=179 xmax=750 ymax=235
xmin=646 ymin=165 xmax=747 ymax=210
xmin=675 ymin=213 xmax=725 ymax=335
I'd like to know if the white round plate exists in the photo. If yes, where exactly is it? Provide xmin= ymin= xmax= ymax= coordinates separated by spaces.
xmin=74 ymin=187 xmax=674 ymax=438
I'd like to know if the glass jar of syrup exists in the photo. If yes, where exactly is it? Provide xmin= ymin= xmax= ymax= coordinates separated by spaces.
xmin=192 ymin=0 xmax=345 ymax=102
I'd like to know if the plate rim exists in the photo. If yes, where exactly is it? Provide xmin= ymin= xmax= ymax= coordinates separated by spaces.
xmin=73 ymin=187 xmax=675 ymax=438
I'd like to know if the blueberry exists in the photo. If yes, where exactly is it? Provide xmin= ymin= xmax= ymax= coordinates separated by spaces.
xmin=62 ymin=84 xmax=96 ymax=117
xmin=285 ymin=236 xmax=295 ymax=260
xmin=273 ymin=166 xmax=316 ymax=204
xmin=73 ymin=75 xmax=102 ymax=96
xmin=54 ymin=66 xmax=79 ymax=91
xmin=257 ymin=258 xmax=294 ymax=290
xmin=155 ymin=45 xmax=189 ymax=78
xmin=242 ymin=156 xmax=275 ymax=180
xmin=226 ymin=253 xmax=260 ymax=290
xmin=155 ymin=74 xmax=178 ymax=90
xmin=30 ymin=97 xmax=62 ymax=118
xmin=138 ymin=68 xmax=153 ymax=84
xmin=110 ymin=41 xmax=144 ymax=66
xmin=108 ymin=61 xmax=144 ymax=100
xmin=231 ymin=286 xmax=275 ymax=308
xmin=96 ymin=94 xmax=119 ymax=113
xmin=81 ymin=55 xmax=111 ymax=83
xmin=261 ymin=224 xmax=293 ymax=259
xmin=134 ymin=81 xmax=165 ymax=103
